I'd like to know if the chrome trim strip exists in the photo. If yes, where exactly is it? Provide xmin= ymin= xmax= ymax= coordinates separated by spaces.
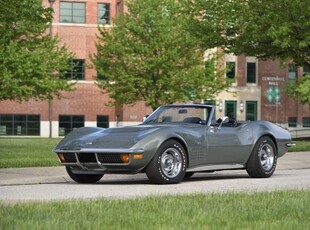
xmin=55 ymin=148 xmax=144 ymax=154
xmin=286 ymin=143 xmax=296 ymax=147
xmin=79 ymin=148 xmax=144 ymax=153
xmin=94 ymin=153 xmax=106 ymax=169
xmin=74 ymin=152 xmax=88 ymax=170
xmin=187 ymin=164 xmax=245 ymax=172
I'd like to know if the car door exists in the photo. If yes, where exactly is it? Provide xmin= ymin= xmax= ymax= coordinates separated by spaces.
xmin=206 ymin=125 xmax=253 ymax=164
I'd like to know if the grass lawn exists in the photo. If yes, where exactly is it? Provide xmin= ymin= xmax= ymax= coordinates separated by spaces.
xmin=0 ymin=138 xmax=61 ymax=168
xmin=0 ymin=138 xmax=309 ymax=168
xmin=0 ymin=190 xmax=309 ymax=230
xmin=289 ymin=140 xmax=310 ymax=152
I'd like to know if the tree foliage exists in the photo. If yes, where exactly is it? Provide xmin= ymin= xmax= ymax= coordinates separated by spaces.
xmin=185 ymin=0 xmax=310 ymax=104
xmin=92 ymin=0 xmax=229 ymax=110
xmin=185 ymin=0 xmax=310 ymax=66
xmin=0 ymin=0 xmax=75 ymax=102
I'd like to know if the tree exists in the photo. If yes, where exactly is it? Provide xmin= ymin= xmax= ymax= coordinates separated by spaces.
xmin=185 ymin=0 xmax=310 ymax=104
xmin=0 ymin=0 xmax=75 ymax=102
xmin=92 ymin=0 xmax=229 ymax=110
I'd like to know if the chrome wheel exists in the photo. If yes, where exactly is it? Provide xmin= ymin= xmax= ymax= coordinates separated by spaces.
xmin=258 ymin=143 xmax=275 ymax=171
xmin=146 ymin=140 xmax=187 ymax=184
xmin=246 ymin=136 xmax=277 ymax=178
xmin=160 ymin=147 xmax=182 ymax=178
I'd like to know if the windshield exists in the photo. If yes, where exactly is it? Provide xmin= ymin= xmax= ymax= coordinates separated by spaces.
xmin=143 ymin=105 xmax=213 ymax=125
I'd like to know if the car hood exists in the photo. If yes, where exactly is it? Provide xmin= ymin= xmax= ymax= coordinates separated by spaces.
xmin=56 ymin=125 xmax=161 ymax=150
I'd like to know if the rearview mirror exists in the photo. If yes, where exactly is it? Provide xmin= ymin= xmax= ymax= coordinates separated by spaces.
xmin=178 ymin=109 xmax=188 ymax=114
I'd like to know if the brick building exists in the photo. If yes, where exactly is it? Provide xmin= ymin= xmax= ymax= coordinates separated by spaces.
xmin=216 ymin=55 xmax=310 ymax=129
xmin=0 ymin=0 xmax=309 ymax=137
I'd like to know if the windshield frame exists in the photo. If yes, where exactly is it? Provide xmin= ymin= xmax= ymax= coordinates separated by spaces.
xmin=142 ymin=104 xmax=214 ymax=126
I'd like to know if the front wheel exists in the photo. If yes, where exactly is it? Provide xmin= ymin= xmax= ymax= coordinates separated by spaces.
xmin=246 ymin=136 xmax=277 ymax=178
xmin=66 ymin=166 xmax=104 ymax=183
xmin=146 ymin=140 xmax=187 ymax=184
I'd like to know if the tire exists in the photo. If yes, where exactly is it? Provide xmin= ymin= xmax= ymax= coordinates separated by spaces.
xmin=66 ymin=166 xmax=104 ymax=183
xmin=246 ymin=136 xmax=277 ymax=178
xmin=184 ymin=172 xmax=195 ymax=178
xmin=146 ymin=140 xmax=187 ymax=184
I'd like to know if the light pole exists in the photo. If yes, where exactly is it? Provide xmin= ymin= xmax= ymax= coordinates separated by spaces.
xmin=48 ymin=0 xmax=56 ymax=138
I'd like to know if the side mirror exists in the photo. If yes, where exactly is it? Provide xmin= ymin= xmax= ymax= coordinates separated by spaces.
xmin=218 ymin=116 xmax=229 ymax=129
xmin=143 ymin=115 xmax=149 ymax=122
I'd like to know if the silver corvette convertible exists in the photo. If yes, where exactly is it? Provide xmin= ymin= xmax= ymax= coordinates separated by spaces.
xmin=54 ymin=104 xmax=294 ymax=184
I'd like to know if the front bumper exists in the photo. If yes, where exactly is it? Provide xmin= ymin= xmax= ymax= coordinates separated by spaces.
xmin=54 ymin=148 xmax=146 ymax=173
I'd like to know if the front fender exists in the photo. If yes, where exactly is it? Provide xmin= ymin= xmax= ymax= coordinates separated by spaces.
xmin=131 ymin=128 xmax=189 ymax=168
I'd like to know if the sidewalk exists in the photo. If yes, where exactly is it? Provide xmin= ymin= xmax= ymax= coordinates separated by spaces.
xmin=0 ymin=152 xmax=309 ymax=186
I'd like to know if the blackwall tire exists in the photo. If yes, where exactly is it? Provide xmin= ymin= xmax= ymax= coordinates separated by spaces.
xmin=246 ymin=136 xmax=277 ymax=178
xmin=66 ymin=166 xmax=104 ymax=183
xmin=146 ymin=140 xmax=187 ymax=184
xmin=184 ymin=172 xmax=195 ymax=178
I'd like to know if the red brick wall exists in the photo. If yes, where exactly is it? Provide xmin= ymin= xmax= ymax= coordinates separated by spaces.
xmin=258 ymin=60 xmax=310 ymax=124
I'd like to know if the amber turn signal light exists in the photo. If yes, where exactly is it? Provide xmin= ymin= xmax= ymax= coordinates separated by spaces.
xmin=120 ymin=154 xmax=130 ymax=163
xmin=58 ymin=153 xmax=65 ymax=162
xmin=133 ymin=153 xmax=143 ymax=159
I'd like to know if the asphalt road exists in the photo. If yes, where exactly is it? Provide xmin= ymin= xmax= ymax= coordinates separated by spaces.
xmin=0 ymin=152 xmax=309 ymax=203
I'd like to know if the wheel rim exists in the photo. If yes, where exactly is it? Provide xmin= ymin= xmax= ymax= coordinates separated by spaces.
xmin=258 ymin=143 xmax=274 ymax=171
xmin=160 ymin=147 xmax=182 ymax=178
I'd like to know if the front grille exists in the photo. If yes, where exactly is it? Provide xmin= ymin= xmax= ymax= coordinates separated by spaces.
xmin=63 ymin=153 xmax=77 ymax=163
xmin=59 ymin=152 xmax=126 ymax=164
xmin=78 ymin=153 xmax=97 ymax=163
xmin=97 ymin=153 xmax=123 ymax=163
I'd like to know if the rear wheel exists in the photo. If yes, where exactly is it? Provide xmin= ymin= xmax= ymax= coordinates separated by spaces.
xmin=246 ymin=136 xmax=277 ymax=178
xmin=146 ymin=140 xmax=187 ymax=184
xmin=66 ymin=166 xmax=104 ymax=183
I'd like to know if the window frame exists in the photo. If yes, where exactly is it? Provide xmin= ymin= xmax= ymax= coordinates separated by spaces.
xmin=302 ymin=117 xmax=310 ymax=128
xmin=60 ymin=2 xmax=86 ymax=24
xmin=97 ymin=3 xmax=110 ymax=25
xmin=97 ymin=115 xmax=109 ymax=128
xmin=0 ymin=114 xmax=40 ymax=136
xmin=288 ymin=117 xmax=297 ymax=128
xmin=64 ymin=59 xmax=85 ymax=80
xmin=246 ymin=62 xmax=257 ymax=84
xmin=59 ymin=115 xmax=85 ymax=136
xmin=226 ymin=61 xmax=236 ymax=79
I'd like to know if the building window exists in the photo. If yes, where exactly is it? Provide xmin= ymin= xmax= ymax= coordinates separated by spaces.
xmin=98 ymin=3 xmax=110 ymax=24
xmin=226 ymin=62 xmax=236 ymax=79
xmin=97 ymin=115 xmax=109 ymax=128
xmin=288 ymin=117 xmax=297 ymax=127
xmin=225 ymin=101 xmax=237 ymax=119
xmin=0 ymin=114 xmax=40 ymax=136
xmin=246 ymin=101 xmax=257 ymax=121
xmin=60 ymin=2 xmax=86 ymax=24
xmin=302 ymin=117 xmax=310 ymax=128
xmin=288 ymin=64 xmax=297 ymax=84
xmin=59 ymin=115 xmax=84 ymax=136
xmin=247 ymin=62 xmax=256 ymax=83
xmin=64 ymin=59 xmax=85 ymax=80
xmin=303 ymin=64 xmax=310 ymax=75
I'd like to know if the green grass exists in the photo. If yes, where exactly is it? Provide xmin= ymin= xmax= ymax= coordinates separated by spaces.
xmin=0 ymin=138 xmax=61 ymax=168
xmin=289 ymin=140 xmax=310 ymax=152
xmin=0 ymin=138 xmax=309 ymax=168
xmin=0 ymin=190 xmax=309 ymax=230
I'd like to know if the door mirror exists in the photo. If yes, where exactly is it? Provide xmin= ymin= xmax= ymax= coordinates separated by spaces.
xmin=217 ymin=116 xmax=229 ymax=129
